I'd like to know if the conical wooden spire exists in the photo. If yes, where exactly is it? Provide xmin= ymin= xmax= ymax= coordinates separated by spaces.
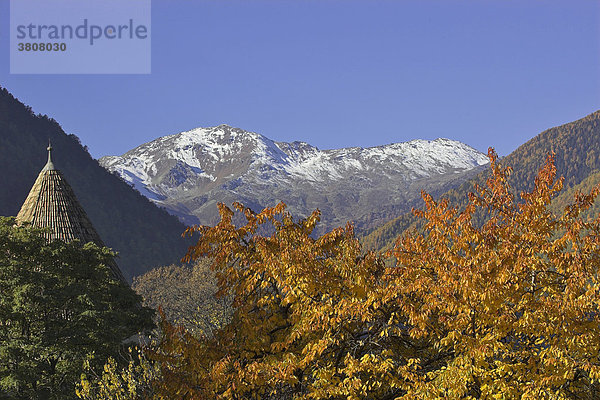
xmin=16 ymin=144 xmax=126 ymax=282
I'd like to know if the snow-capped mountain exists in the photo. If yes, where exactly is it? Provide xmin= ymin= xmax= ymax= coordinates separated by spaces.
xmin=100 ymin=125 xmax=489 ymax=233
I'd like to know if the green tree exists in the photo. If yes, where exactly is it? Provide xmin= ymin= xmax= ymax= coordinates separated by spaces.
xmin=0 ymin=217 xmax=154 ymax=400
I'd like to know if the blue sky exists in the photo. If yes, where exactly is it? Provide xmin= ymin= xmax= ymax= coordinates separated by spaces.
xmin=1 ymin=0 xmax=599 ymax=158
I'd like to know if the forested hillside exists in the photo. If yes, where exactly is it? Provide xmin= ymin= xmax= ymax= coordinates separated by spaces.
xmin=362 ymin=110 xmax=600 ymax=251
xmin=0 ymin=87 xmax=191 ymax=280
xmin=549 ymin=169 xmax=600 ymax=218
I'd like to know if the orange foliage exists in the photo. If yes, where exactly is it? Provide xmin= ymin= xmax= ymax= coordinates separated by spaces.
xmin=134 ymin=149 xmax=600 ymax=399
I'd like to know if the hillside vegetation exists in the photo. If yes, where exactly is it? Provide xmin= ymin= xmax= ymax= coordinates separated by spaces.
xmin=0 ymin=87 xmax=192 ymax=280
xmin=362 ymin=110 xmax=600 ymax=251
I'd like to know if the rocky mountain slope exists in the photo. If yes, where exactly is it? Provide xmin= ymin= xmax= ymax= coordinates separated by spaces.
xmin=100 ymin=125 xmax=488 ymax=234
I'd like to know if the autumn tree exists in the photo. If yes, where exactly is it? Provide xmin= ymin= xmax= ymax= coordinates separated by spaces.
xmin=77 ymin=348 xmax=160 ymax=400
xmin=84 ymin=149 xmax=600 ymax=399
xmin=385 ymin=149 xmax=600 ymax=398
xmin=146 ymin=202 xmax=440 ymax=399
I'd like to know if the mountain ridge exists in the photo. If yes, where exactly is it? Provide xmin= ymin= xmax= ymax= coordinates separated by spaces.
xmin=100 ymin=125 xmax=488 ymax=234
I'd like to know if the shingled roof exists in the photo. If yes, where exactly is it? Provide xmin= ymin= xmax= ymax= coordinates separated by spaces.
xmin=16 ymin=144 xmax=126 ymax=282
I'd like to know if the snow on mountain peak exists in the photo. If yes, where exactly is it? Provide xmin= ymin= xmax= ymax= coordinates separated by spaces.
xmin=101 ymin=126 xmax=488 ymax=184
xmin=99 ymin=125 xmax=489 ymax=230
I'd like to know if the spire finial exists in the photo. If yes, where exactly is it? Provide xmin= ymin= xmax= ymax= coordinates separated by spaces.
xmin=44 ymin=140 xmax=55 ymax=171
